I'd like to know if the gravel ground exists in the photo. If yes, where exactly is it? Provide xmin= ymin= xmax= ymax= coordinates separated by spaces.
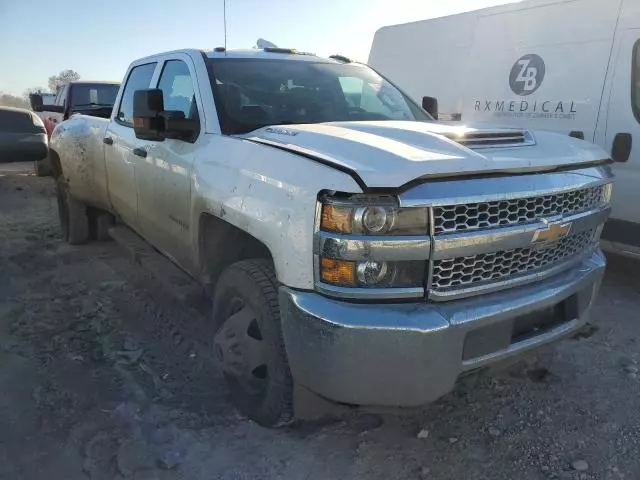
xmin=1 ymin=163 xmax=639 ymax=480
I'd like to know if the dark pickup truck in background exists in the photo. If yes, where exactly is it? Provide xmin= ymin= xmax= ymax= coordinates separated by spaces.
xmin=30 ymin=81 xmax=120 ymax=175
xmin=30 ymin=81 xmax=120 ymax=133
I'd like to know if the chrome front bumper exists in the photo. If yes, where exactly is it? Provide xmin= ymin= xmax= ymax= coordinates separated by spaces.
xmin=280 ymin=250 xmax=605 ymax=407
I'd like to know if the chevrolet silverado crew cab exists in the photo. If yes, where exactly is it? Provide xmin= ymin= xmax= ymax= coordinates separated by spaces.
xmin=49 ymin=46 xmax=613 ymax=427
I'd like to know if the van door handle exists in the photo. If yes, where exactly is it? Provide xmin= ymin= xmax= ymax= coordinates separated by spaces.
xmin=103 ymin=137 xmax=114 ymax=145
xmin=132 ymin=147 xmax=147 ymax=158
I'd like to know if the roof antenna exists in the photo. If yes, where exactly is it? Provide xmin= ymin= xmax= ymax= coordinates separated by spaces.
xmin=223 ymin=0 xmax=228 ymax=56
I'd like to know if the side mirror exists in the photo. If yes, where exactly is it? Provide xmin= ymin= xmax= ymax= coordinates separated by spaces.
xmin=133 ymin=89 xmax=165 ymax=141
xmin=160 ymin=110 xmax=199 ymax=141
xmin=29 ymin=93 xmax=44 ymax=112
xmin=569 ymin=131 xmax=585 ymax=140
xmin=611 ymin=132 xmax=632 ymax=163
xmin=133 ymin=89 xmax=199 ymax=142
xmin=422 ymin=96 xmax=438 ymax=119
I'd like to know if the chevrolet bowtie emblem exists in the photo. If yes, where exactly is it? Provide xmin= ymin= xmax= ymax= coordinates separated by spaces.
xmin=532 ymin=220 xmax=572 ymax=245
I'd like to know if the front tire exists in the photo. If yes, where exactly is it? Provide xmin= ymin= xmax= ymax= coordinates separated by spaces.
xmin=212 ymin=259 xmax=293 ymax=427
xmin=56 ymin=176 xmax=89 ymax=245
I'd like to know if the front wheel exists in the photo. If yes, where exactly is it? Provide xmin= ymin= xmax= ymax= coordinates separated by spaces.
xmin=212 ymin=259 xmax=293 ymax=427
xmin=56 ymin=176 xmax=89 ymax=245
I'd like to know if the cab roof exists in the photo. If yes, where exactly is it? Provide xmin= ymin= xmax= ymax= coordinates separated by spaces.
xmin=205 ymin=48 xmax=349 ymax=64
xmin=134 ymin=48 xmax=354 ymax=65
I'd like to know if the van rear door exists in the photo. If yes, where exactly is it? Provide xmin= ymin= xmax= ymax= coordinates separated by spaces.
xmin=460 ymin=0 xmax=620 ymax=142
xmin=601 ymin=26 xmax=640 ymax=242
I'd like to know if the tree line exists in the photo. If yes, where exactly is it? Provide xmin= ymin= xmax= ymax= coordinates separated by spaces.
xmin=0 ymin=69 xmax=81 ymax=110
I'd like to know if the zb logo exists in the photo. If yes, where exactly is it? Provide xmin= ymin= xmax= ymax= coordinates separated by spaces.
xmin=509 ymin=54 xmax=546 ymax=96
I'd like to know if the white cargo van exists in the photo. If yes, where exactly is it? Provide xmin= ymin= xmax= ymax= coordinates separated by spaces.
xmin=369 ymin=0 xmax=640 ymax=254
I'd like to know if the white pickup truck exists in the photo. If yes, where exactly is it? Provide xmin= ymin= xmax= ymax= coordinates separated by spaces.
xmin=49 ymin=46 xmax=614 ymax=427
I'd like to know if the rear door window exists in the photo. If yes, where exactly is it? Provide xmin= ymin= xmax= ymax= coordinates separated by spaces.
xmin=116 ymin=63 xmax=157 ymax=126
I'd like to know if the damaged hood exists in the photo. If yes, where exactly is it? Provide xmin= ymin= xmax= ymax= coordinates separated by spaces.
xmin=244 ymin=121 xmax=608 ymax=188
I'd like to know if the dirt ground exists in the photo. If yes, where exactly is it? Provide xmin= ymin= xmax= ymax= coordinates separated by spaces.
xmin=1 ymin=162 xmax=639 ymax=480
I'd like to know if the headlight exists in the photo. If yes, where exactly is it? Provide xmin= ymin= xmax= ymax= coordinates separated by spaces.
xmin=359 ymin=206 xmax=395 ymax=233
xmin=319 ymin=195 xmax=428 ymax=236
xmin=316 ymin=193 xmax=429 ymax=296
xmin=601 ymin=183 xmax=613 ymax=204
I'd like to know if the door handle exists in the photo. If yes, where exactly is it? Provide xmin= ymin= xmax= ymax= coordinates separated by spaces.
xmin=103 ymin=136 xmax=114 ymax=145
xmin=132 ymin=147 xmax=147 ymax=158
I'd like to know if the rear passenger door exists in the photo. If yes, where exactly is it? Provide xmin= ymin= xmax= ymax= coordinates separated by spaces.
xmin=135 ymin=54 xmax=202 ymax=272
xmin=601 ymin=28 xmax=640 ymax=242
xmin=104 ymin=62 xmax=158 ymax=231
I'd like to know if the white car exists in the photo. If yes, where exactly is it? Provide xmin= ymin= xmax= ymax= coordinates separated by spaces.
xmin=369 ymin=0 xmax=639 ymax=257
xmin=50 ymin=46 xmax=613 ymax=427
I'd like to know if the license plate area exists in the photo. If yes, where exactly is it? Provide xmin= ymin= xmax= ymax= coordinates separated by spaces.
xmin=462 ymin=295 xmax=575 ymax=361
xmin=511 ymin=301 xmax=567 ymax=343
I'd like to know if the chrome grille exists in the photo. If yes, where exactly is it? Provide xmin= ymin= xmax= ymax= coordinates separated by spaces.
xmin=433 ymin=185 xmax=604 ymax=235
xmin=431 ymin=229 xmax=596 ymax=292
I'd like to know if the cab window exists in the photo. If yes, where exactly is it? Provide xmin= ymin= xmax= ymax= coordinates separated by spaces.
xmin=116 ymin=62 xmax=157 ymax=126
xmin=157 ymin=60 xmax=199 ymax=123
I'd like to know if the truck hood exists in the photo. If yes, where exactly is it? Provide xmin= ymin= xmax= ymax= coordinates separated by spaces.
xmin=244 ymin=121 xmax=608 ymax=188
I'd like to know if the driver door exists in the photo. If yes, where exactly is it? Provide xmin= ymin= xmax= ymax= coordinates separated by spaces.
xmin=135 ymin=54 xmax=202 ymax=271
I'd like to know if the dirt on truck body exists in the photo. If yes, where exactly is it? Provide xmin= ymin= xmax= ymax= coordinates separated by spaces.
xmin=1 ymin=163 xmax=640 ymax=480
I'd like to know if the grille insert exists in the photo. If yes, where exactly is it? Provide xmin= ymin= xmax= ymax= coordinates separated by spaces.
xmin=431 ymin=229 xmax=595 ymax=292
xmin=433 ymin=186 xmax=604 ymax=235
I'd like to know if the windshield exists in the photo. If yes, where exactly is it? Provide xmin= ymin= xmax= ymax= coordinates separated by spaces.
xmin=206 ymin=58 xmax=430 ymax=134
xmin=70 ymin=84 xmax=119 ymax=108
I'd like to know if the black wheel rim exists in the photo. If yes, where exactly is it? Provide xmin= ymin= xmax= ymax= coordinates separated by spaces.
xmin=214 ymin=297 xmax=268 ymax=396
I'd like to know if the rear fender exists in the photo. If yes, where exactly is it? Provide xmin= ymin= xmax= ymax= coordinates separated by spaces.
xmin=50 ymin=115 xmax=111 ymax=210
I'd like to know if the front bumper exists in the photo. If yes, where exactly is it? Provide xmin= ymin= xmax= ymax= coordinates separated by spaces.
xmin=280 ymin=250 xmax=606 ymax=407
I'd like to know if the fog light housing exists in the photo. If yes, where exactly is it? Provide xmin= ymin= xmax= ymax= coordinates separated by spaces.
xmin=356 ymin=260 xmax=395 ymax=286
xmin=320 ymin=258 xmax=355 ymax=286
xmin=319 ymin=257 xmax=426 ymax=290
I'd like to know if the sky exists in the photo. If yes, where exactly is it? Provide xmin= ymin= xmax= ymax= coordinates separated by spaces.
xmin=0 ymin=0 xmax=516 ymax=96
